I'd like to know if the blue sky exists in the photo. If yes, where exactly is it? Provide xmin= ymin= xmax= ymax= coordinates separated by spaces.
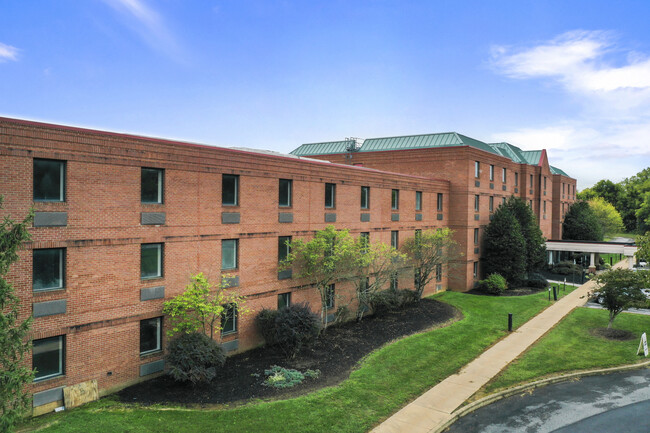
xmin=2 ymin=1 xmax=650 ymax=188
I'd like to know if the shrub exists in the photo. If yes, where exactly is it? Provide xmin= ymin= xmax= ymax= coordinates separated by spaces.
xmin=369 ymin=289 xmax=419 ymax=315
xmin=552 ymin=261 xmax=582 ymax=275
xmin=166 ymin=332 xmax=225 ymax=384
xmin=477 ymin=273 xmax=508 ymax=295
xmin=255 ymin=303 xmax=321 ymax=358
xmin=262 ymin=365 xmax=321 ymax=389
xmin=527 ymin=272 xmax=549 ymax=289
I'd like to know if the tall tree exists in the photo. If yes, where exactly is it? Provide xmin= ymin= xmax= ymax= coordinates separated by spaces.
xmin=503 ymin=196 xmax=546 ymax=273
xmin=0 ymin=197 xmax=34 ymax=432
xmin=483 ymin=206 xmax=527 ymax=286
xmin=562 ymin=201 xmax=604 ymax=241
xmin=401 ymin=228 xmax=459 ymax=299
xmin=588 ymin=197 xmax=624 ymax=237
xmin=636 ymin=231 xmax=650 ymax=262
xmin=281 ymin=226 xmax=357 ymax=327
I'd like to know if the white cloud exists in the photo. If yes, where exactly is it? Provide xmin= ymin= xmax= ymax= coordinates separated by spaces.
xmin=0 ymin=42 xmax=19 ymax=62
xmin=102 ymin=0 xmax=184 ymax=62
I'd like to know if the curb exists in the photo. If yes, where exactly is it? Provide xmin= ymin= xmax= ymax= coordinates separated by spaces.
xmin=435 ymin=359 xmax=650 ymax=433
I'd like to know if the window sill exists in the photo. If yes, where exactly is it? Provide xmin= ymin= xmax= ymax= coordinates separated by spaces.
xmin=278 ymin=205 xmax=293 ymax=209
xmin=33 ymin=287 xmax=66 ymax=295
xmin=140 ymin=350 xmax=163 ymax=359
xmin=222 ymin=204 xmax=240 ymax=208
xmin=33 ymin=373 xmax=65 ymax=384
xmin=221 ymin=330 xmax=238 ymax=337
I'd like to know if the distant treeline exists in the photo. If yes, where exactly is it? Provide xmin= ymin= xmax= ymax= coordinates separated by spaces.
xmin=578 ymin=167 xmax=650 ymax=234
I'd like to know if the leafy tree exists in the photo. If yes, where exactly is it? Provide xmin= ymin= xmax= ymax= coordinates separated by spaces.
xmin=0 ymin=197 xmax=34 ymax=432
xmin=400 ymin=228 xmax=459 ymax=299
xmin=503 ymin=196 xmax=546 ymax=273
xmin=588 ymin=197 xmax=624 ymax=237
xmin=576 ymin=187 xmax=598 ymax=201
xmin=349 ymin=239 xmax=405 ymax=319
xmin=591 ymin=179 xmax=623 ymax=208
xmin=636 ymin=231 xmax=650 ymax=262
xmin=562 ymin=201 xmax=604 ymax=241
xmin=619 ymin=168 xmax=650 ymax=232
xmin=163 ymin=273 xmax=249 ymax=339
xmin=281 ymin=226 xmax=357 ymax=327
xmin=591 ymin=268 xmax=648 ymax=329
xmin=635 ymin=191 xmax=650 ymax=233
xmin=482 ymin=206 xmax=527 ymax=286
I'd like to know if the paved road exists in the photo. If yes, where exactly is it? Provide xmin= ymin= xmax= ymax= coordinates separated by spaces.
xmin=446 ymin=368 xmax=650 ymax=433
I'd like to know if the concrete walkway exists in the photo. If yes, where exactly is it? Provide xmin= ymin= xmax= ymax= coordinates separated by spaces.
xmin=370 ymin=264 xmax=626 ymax=433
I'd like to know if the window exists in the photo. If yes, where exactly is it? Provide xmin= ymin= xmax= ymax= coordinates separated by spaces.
xmin=489 ymin=165 xmax=494 ymax=181
xmin=33 ymin=159 xmax=65 ymax=202
xmin=360 ymin=277 xmax=370 ymax=295
xmin=414 ymin=191 xmax=422 ymax=211
xmin=391 ymin=230 xmax=399 ymax=249
xmin=502 ymin=168 xmax=507 ymax=183
xmin=140 ymin=243 xmax=163 ymax=279
xmin=360 ymin=186 xmax=370 ymax=209
xmin=543 ymin=201 xmax=547 ymax=213
xmin=391 ymin=189 xmax=399 ymax=210
xmin=474 ymin=195 xmax=480 ymax=212
xmin=474 ymin=228 xmax=479 ymax=245
xmin=529 ymin=174 xmax=533 ymax=188
xmin=278 ymin=236 xmax=291 ymax=263
xmin=33 ymin=335 xmax=65 ymax=381
xmin=279 ymin=179 xmax=292 ymax=207
xmin=325 ymin=183 xmax=336 ymax=208
xmin=437 ymin=193 xmax=443 ymax=212
xmin=489 ymin=196 xmax=494 ymax=212
xmin=502 ymin=197 xmax=506 ymax=205
xmin=436 ymin=264 xmax=442 ymax=282
xmin=222 ymin=239 xmax=238 ymax=270
xmin=360 ymin=232 xmax=370 ymax=252
xmin=474 ymin=161 xmax=480 ymax=178
xmin=221 ymin=304 xmax=237 ymax=334
xmin=563 ymin=183 xmax=565 ymax=194
xmin=141 ymin=168 xmax=164 ymax=204
xmin=390 ymin=273 xmax=398 ymax=290
xmin=325 ymin=284 xmax=335 ymax=309
xmin=515 ymin=172 xmax=519 ymax=186
xmin=543 ymin=176 xmax=547 ymax=190
xmin=140 ymin=317 xmax=162 ymax=355
xmin=222 ymin=174 xmax=239 ymax=206
xmin=473 ymin=262 xmax=478 ymax=278
xmin=529 ymin=200 xmax=533 ymax=208
xmin=278 ymin=292 xmax=291 ymax=309
xmin=415 ymin=229 xmax=422 ymax=241
xmin=33 ymin=248 xmax=64 ymax=291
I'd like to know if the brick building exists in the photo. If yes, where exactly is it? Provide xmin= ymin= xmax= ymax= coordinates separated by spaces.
xmin=291 ymin=133 xmax=577 ymax=290
xmin=0 ymin=117 xmax=451 ymax=414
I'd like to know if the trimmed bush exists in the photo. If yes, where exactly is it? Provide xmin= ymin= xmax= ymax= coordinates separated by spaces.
xmin=255 ymin=303 xmax=321 ymax=358
xmin=477 ymin=273 xmax=508 ymax=295
xmin=527 ymin=272 xmax=549 ymax=289
xmin=166 ymin=332 xmax=225 ymax=384
xmin=369 ymin=289 xmax=419 ymax=315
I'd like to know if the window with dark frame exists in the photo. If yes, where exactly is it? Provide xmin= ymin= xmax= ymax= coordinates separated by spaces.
xmin=473 ymin=262 xmax=478 ymax=278
xmin=474 ymin=195 xmax=480 ymax=212
xmin=529 ymin=174 xmax=533 ymax=188
xmin=474 ymin=228 xmax=479 ymax=244
xmin=544 ymin=176 xmax=547 ymax=190
xmin=222 ymin=174 xmax=239 ymax=206
xmin=391 ymin=230 xmax=399 ymax=249
xmin=502 ymin=168 xmax=507 ymax=183
xmin=474 ymin=161 xmax=480 ymax=178
xmin=437 ymin=193 xmax=443 ymax=212
xmin=415 ymin=191 xmax=422 ymax=211
xmin=278 ymin=236 xmax=291 ymax=263
xmin=489 ymin=196 xmax=494 ymax=212
xmin=325 ymin=284 xmax=335 ymax=309
xmin=515 ymin=172 xmax=519 ymax=186
xmin=222 ymin=239 xmax=238 ymax=270
xmin=415 ymin=229 xmax=422 ymax=241
xmin=436 ymin=264 xmax=442 ymax=282
xmin=360 ymin=186 xmax=370 ymax=209
xmin=391 ymin=189 xmax=399 ymax=210
xmin=34 ymin=159 xmax=65 ymax=202
xmin=360 ymin=232 xmax=370 ymax=252
xmin=278 ymin=292 xmax=291 ymax=309
xmin=140 ymin=243 xmax=163 ymax=279
xmin=279 ymin=179 xmax=292 ymax=207
xmin=33 ymin=248 xmax=65 ymax=291
xmin=221 ymin=304 xmax=237 ymax=334
xmin=325 ymin=183 xmax=336 ymax=208
xmin=33 ymin=335 xmax=65 ymax=381
xmin=390 ymin=272 xmax=398 ymax=290
xmin=139 ymin=317 xmax=162 ymax=355
xmin=141 ymin=168 xmax=164 ymax=204
xmin=489 ymin=165 xmax=494 ymax=181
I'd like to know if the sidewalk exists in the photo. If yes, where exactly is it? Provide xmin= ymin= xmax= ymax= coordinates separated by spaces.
xmin=370 ymin=265 xmax=624 ymax=433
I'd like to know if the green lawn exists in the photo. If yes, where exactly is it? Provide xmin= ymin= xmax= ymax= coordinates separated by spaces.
xmin=20 ymin=286 xmax=575 ymax=433
xmin=483 ymin=307 xmax=649 ymax=394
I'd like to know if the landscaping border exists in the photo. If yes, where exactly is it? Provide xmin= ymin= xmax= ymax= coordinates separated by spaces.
xmin=436 ymin=359 xmax=650 ymax=433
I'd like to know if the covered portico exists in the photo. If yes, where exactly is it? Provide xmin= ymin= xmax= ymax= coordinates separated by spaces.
xmin=545 ymin=240 xmax=638 ymax=272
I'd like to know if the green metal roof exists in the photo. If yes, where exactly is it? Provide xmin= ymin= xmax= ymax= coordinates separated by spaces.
xmin=358 ymin=132 xmax=501 ymax=155
xmin=520 ymin=150 xmax=543 ymax=166
xmin=487 ymin=142 xmax=528 ymax=164
xmin=290 ymin=140 xmax=356 ymax=156
xmin=550 ymin=165 xmax=570 ymax=176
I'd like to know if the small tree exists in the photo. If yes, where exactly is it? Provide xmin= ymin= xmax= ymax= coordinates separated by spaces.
xmin=0 ymin=197 xmax=34 ymax=432
xmin=483 ymin=206 xmax=527 ymax=286
xmin=591 ymin=268 xmax=648 ymax=329
xmin=562 ymin=201 xmax=604 ymax=241
xmin=163 ymin=273 xmax=249 ymax=339
xmin=349 ymin=239 xmax=405 ymax=319
xmin=281 ymin=226 xmax=357 ymax=327
xmin=401 ymin=228 xmax=460 ymax=299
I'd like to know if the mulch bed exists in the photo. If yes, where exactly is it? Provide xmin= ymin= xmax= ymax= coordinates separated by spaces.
xmin=589 ymin=327 xmax=637 ymax=341
xmin=117 ymin=298 xmax=458 ymax=407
